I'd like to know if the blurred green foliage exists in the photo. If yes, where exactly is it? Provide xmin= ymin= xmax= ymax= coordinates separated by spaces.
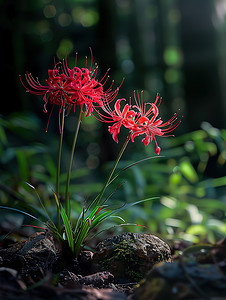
xmin=115 ymin=121 xmax=226 ymax=244
xmin=0 ymin=113 xmax=225 ymax=245
xmin=1 ymin=0 xmax=226 ymax=247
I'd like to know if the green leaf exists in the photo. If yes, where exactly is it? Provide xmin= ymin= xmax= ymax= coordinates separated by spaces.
xmin=88 ymin=223 xmax=142 ymax=241
xmin=52 ymin=191 xmax=74 ymax=253
xmin=90 ymin=210 xmax=112 ymax=228
xmin=0 ymin=205 xmax=44 ymax=224
xmin=25 ymin=182 xmax=57 ymax=230
xmin=183 ymin=244 xmax=213 ymax=255
xmin=16 ymin=149 xmax=29 ymax=181
xmin=188 ymin=197 xmax=226 ymax=212
xmin=207 ymin=219 xmax=226 ymax=234
xmin=90 ymin=197 xmax=158 ymax=230
xmin=59 ymin=205 xmax=74 ymax=253
xmin=74 ymin=218 xmax=90 ymax=255
xmin=180 ymin=159 xmax=198 ymax=183
xmin=186 ymin=224 xmax=207 ymax=235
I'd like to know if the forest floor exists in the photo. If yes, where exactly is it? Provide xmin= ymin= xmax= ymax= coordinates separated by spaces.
xmin=0 ymin=227 xmax=226 ymax=300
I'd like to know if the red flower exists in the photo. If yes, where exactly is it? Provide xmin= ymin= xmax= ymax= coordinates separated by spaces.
xmin=98 ymin=91 xmax=181 ymax=154
xmin=64 ymin=66 xmax=106 ymax=117
xmin=109 ymin=99 xmax=137 ymax=143
xmin=97 ymin=98 xmax=136 ymax=143
xmin=20 ymin=67 xmax=69 ymax=113
xmin=130 ymin=92 xmax=181 ymax=154
xmin=20 ymin=52 xmax=120 ymax=130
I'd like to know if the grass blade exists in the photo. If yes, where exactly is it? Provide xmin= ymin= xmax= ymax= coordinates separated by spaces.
xmin=90 ymin=197 xmax=158 ymax=230
xmin=87 ymin=222 xmax=144 ymax=242
xmin=25 ymin=182 xmax=57 ymax=230
xmin=52 ymin=191 xmax=74 ymax=253
xmin=0 ymin=205 xmax=44 ymax=224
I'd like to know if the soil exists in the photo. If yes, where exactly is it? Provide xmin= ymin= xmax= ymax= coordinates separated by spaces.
xmin=0 ymin=230 xmax=226 ymax=300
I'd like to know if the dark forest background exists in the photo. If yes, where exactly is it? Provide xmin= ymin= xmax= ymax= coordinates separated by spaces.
xmin=1 ymin=0 xmax=226 ymax=130
xmin=0 ymin=0 xmax=226 ymax=244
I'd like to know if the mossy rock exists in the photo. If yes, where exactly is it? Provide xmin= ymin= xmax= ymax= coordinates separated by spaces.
xmin=91 ymin=232 xmax=171 ymax=282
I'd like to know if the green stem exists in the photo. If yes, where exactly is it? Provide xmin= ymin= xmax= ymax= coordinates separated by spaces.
xmin=56 ymin=108 xmax=65 ymax=230
xmin=89 ymin=131 xmax=132 ymax=210
xmin=65 ymin=106 xmax=83 ymax=217
xmin=74 ymin=132 xmax=131 ymax=256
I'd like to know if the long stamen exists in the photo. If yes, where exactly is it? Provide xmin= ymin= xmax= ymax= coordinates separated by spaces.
xmin=89 ymin=47 xmax=93 ymax=71
xmin=75 ymin=52 xmax=78 ymax=67
xmin=85 ymin=56 xmax=88 ymax=69
xmin=99 ymin=68 xmax=110 ymax=84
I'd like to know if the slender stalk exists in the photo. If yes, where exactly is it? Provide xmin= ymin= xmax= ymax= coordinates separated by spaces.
xmin=73 ymin=132 xmax=132 ymax=255
xmin=65 ymin=105 xmax=83 ymax=217
xmin=56 ymin=108 xmax=65 ymax=230
xmin=88 ymin=131 xmax=132 ymax=210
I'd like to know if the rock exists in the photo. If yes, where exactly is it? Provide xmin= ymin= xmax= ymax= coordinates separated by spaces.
xmin=0 ymin=267 xmax=126 ymax=300
xmin=60 ymin=270 xmax=114 ymax=288
xmin=79 ymin=271 xmax=114 ymax=287
xmin=0 ymin=232 xmax=57 ymax=275
xmin=91 ymin=232 xmax=171 ymax=282
xmin=78 ymin=250 xmax=94 ymax=275
xmin=132 ymin=261 xmax=226 ymax=300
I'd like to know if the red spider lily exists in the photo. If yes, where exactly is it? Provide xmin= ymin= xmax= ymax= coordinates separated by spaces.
xmin=96 ymin=98 xmax=137 ymax=143
xmin=20 ymin=51 xmax=120 ymax=131
xmin=20 ymin=66 xmax=79 ymax=131
xmin=109 ymin=99 xmax=137 ymax=143
xmin=64 ymin=66 xmax=105 ymax=117
xmin=97 ymin=91 xmax=181 ymax=154
xmin=131 ymin=91 xmax=181 ymax=154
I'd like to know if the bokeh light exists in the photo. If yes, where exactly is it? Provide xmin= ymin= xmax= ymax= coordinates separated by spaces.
xmin=56 ymin=39 xmax=73 ymax=59
xmin=43 ymin=5 xmax=56 ymax=18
